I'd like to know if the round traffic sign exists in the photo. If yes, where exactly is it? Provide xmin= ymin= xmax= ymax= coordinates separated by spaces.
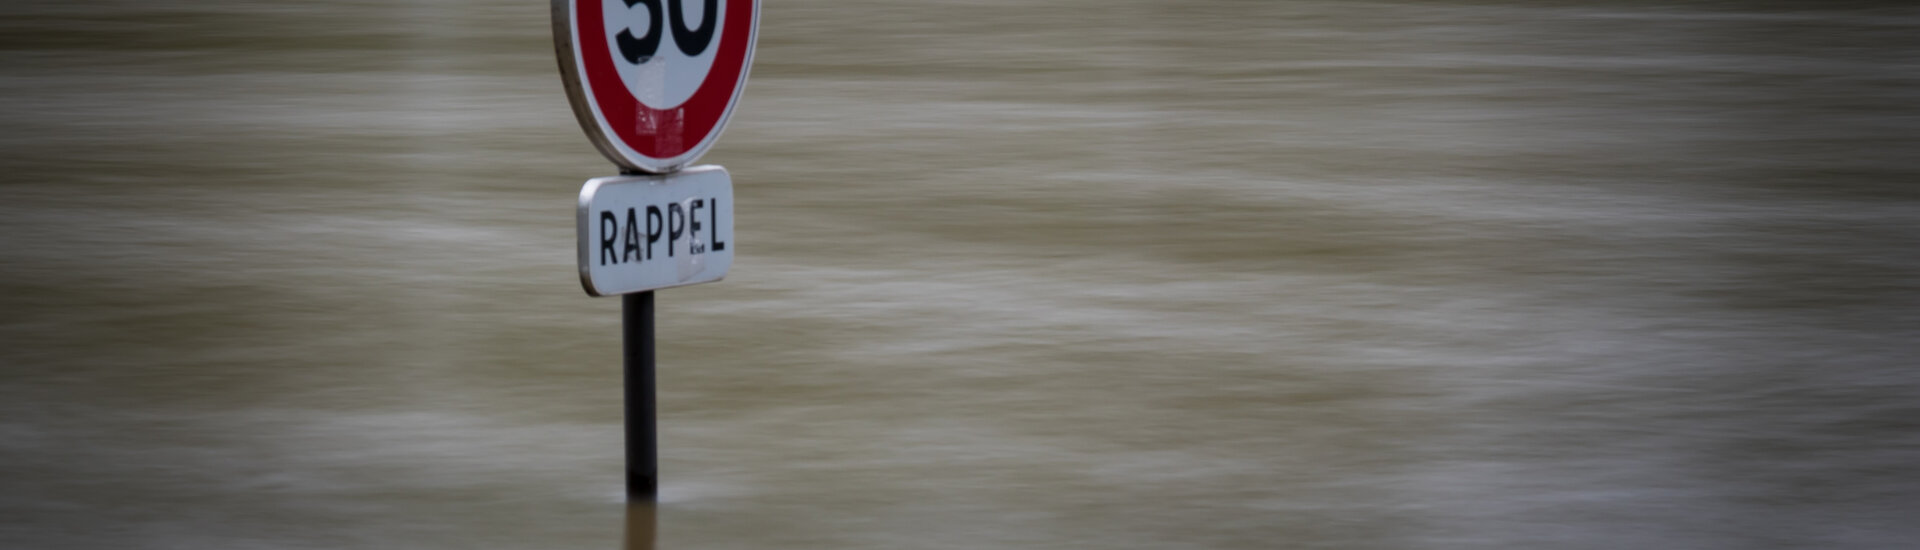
xmin=554 ymin=0 xmax=759 ymax=174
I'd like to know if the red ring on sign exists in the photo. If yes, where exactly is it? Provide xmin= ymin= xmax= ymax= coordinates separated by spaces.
xmin=577 ymin=0 xmax=754 ymax=161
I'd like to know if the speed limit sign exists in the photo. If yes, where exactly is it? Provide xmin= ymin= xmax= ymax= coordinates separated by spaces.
xmin=553 ymin=0 xmax=760 ymax=174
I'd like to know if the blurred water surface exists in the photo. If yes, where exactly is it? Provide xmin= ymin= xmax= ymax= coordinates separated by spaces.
xmin=3 ymin=1 xmax=1918 ymax=548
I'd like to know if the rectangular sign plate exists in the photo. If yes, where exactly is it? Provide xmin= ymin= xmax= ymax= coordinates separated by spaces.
xmin=577 ymin=165 xmax=734 ymax=297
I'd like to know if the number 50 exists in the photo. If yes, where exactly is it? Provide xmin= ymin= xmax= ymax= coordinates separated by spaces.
xmin=615 ymin=0 xmax=719 ymax=64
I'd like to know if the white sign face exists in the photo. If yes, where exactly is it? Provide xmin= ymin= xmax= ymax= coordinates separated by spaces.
xmin=577 ymin=166 xmax=734 ymax=296
xmin=601 ymin=0 xmax=721 ymax=110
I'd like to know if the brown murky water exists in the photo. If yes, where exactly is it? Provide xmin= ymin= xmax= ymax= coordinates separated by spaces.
xmin=4 ymin=1 xmax=1919 ymax=548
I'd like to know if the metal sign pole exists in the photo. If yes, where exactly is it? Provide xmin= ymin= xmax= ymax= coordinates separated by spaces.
xmin=622 ymin=290 xmax=658 ymax=499
xmin=556 ymin=0 xmax=757 ymax=502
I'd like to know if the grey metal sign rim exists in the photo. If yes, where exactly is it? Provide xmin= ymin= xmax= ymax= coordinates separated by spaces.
xmin=551 ymin=0 xmax=760 ymax=174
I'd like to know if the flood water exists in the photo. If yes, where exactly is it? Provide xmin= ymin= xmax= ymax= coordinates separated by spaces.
xmin=4 ymin=1 xmax=1919 ymax=548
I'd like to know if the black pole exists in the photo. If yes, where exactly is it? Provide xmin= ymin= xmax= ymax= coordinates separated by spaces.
xmin=622 ymin=290 xmax=657 ymax=499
